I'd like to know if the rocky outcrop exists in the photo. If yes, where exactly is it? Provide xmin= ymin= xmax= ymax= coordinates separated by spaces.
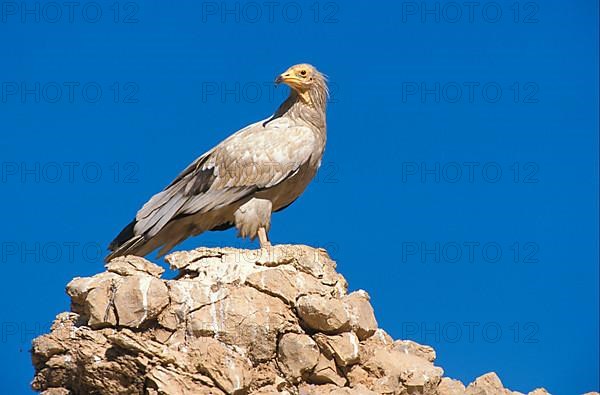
xmin=31 ymin=245 xmax=555 ymax=394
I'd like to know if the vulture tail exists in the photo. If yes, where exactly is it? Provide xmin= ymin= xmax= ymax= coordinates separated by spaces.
xmin=106 ymin=219 xmax=146 ymax=262
xmin=108 ymin=219 xmax=136 ymax=250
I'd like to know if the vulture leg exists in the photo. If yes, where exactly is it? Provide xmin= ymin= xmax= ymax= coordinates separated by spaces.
xmin=234 ymin=198 xmax=273 ymax=247
xmin=258 ymin=227 xmax=271 ymax=248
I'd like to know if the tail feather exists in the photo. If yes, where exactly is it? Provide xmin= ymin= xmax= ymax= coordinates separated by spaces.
xmin=105 ymin=234 xmax=146 ymax=263
xmin=108 ymin=219 xmax=136 ymax=251
xmin=106 ymin=208 xmax=237 ymax=262
xmin=106 ymin=216 xmax=197 ymax=262
xmin=106 ymin=220 xmax=145 ymax=262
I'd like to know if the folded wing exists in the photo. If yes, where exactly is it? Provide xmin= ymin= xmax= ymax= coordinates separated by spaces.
xmin=108 ymin=118 xmax=317 ymax=259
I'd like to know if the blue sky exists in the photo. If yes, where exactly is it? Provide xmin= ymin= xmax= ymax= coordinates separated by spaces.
xmin=0 ymin=0 xmax=598 ymax=393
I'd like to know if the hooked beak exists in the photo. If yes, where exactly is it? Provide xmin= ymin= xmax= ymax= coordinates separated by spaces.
xmin=275 ymin=71 xmax=302 ymax=90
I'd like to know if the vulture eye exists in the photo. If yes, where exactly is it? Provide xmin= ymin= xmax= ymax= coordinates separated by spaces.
xmin=300 ymin=70 xmax=307 ymax=76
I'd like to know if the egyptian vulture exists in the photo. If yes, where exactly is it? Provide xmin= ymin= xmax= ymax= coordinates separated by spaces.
xmin=106 ymin=64 xmax=328 ymax=261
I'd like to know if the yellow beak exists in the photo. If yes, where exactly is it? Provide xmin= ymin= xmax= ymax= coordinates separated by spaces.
xmin=275 ymin=71 xmax=303 ymax=90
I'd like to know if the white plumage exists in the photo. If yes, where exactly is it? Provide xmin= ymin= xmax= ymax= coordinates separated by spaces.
xmin=107 ymin=64 xmax=329 ymax=261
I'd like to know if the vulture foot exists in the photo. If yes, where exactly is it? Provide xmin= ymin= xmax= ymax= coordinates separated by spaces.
xmin=258 ymin=226 xmax=272 ymax=249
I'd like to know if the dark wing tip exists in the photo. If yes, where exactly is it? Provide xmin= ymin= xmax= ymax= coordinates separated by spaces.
xmin=108 ymin=219 xmax=137 ymax=251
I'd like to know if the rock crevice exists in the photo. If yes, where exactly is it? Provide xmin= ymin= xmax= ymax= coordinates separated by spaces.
xmin=32 ymin=245 xmax=552 ymax=395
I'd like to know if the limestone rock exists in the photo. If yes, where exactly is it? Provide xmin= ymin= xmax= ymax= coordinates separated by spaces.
xmin=189 ymin=337 xmax=253 ymax=394
xmin=309 ymin=353 xmax=347 ymax=386
xmin=30 ymin=245 xmax=561 ymax=395
xmin=437 ymin=377 xmax=466 ymax=395
xmin=66 ymin=272 xmax=121 ymax=328
xmin=245 ymin=266 xmax=333 ymax=305
xmin=343 ymin=290 xmax=378 ymax=340
xmin=393 ymin=339 xmax=436 ymax=362
xmin=313 ymin=332 xmax=360 ymax=367
xmin=113 ymin=275 xmax=169 ymax=328
xmin=159 ymin=279 xmax=229 ymax=331
xmin=299 ymin=383 xmax=377 ymax=394
xmin=188 ymin=285 xmax=298 ymax=362
xmin=31 ymin=314 xmax=145 ymax=394
xmin=331 ymin=385 xmax=378 ymax=395
xmin=528 ymin=390 xmax=552 ymax=395
xmin=277 ymin=333 xmax=320 ymax=382
xmin=464 ymin=373 xmax=550 ymax=395
xmin=40 ymin=389 xmax=70 ymax=395
xmin=254 ymin=245 xmax=338 ymax=283
xmin=358 ymin=328 xmax=394 ymax=364
xmin=362 ymin=347 xmax=443 ymax=394
xmin=249 ymin=361 xmax=288 ymax=393
xmin=466 ymin=372 xmax=514 ymax=395
xmin=146 ymin=365 xmax=224 ymax=395
xmin=105 ymin=255 xmax=164 ymax=277
xmin=296 ymin=294 xmax=350 ymax=334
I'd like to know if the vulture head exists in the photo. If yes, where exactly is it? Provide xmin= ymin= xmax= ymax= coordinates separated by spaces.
xmin=275 ymin=63 xmax=328 ymax=108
